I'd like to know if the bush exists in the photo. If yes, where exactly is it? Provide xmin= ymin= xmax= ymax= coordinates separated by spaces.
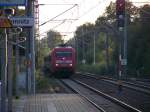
xmin=77 ymin=63 xmax=106 ymax=75
xmin=36 ymin=70 xmax=49 ymax=90
xmin=77 ymin=63 xmax=116 ymax=76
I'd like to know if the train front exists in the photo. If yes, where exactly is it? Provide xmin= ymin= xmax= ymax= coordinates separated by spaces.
xmin=51 ymin=47 xmax=76 ymax=77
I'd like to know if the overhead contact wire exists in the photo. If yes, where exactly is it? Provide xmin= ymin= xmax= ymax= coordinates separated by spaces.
xmin=39 ymin=4 xmax=78 ymax=26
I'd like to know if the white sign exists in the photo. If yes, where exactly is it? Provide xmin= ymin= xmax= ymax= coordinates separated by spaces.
xmin=121 ymin=59 xmax=127 ymax=65
xmin=10 ymin=17 xmax=34 ymax=27
xmin=0 ymin=17 xmax=34 ymax=27
xmin=0 ymin=0 xmax=27 ymax=6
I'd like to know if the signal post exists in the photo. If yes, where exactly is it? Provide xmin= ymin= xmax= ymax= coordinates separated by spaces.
xmin=116 ymin=0 xmax=127 ymax=79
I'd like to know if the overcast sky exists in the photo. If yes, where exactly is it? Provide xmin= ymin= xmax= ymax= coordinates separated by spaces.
xmin=38 ymin=0 xmax=149 ymax=40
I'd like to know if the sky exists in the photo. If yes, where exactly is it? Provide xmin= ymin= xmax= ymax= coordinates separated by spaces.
xmin=38 ymin=0 xmax=150 ymax=41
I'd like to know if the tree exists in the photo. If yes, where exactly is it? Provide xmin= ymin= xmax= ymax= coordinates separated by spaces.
xmin=127 ymin=4 xmax=150 ymax=75
xmin=47 ymin=30 xmax=64 ymax=49
xmin=74 ymin=23 xmax=95 ymax=64
xmin=70 ymin=2 xmax=150 ymax=76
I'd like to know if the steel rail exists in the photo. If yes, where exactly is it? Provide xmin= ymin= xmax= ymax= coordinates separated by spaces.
xmin=72 ymin=79 xmax=142 ymax=112
xmin=77 ymin=72 xmax=150 ymax=95
xmin=61 ymin=79 xmax=106 ymax=112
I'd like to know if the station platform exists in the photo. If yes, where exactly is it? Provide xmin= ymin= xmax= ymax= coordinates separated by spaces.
xmin=13 ymin=94 xmax=100 ymax=112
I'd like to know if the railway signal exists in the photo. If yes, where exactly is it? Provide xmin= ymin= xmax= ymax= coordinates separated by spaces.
xmin=116 ymin=0 xmax=128 ymax=80
xmin=116 ymin=0 xmax=125 ymax=29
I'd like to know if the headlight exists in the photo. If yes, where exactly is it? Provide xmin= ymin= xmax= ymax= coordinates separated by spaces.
xmin=69 ymin=64 xmax=72 ymax=66
xmin=56 ymin=64 xmax=59 ymax=66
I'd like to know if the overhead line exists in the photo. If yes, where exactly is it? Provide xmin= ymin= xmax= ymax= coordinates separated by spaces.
xmin=39 ymin=4 xmax=78 ymax=26
xmin=40 ymin=19 xmax=77 ymax=23
xmin=132 ymin=2 xmax=150 ymax=3
xmin=39 ymin=3 xmax=77 ymax=6
xmin=62 ymin=1 xmax=103 ymax=27
xmin=78 ymin=1 xmax=102 ymax=19
xmin=39 ymin=1 xmax=102 ymax=38
xmin=39 ymin=20 xmax=66 ymax=36
xmin=39 ymin=31 xmax=74 ymax=37
xmin=51 ymin=20 xmax=66 ymax=30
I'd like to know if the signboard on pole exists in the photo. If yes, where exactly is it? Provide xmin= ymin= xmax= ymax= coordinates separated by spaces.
xmin=0 ymin=0 xmax=27 ymax=6
xmin=0 ymin=17 xmax=34 ymax=27
xmin=10 ymin=17 xmax=34 ymax=27
xmin=121 ymin=59 xmax=127 ymax=65
xmin=0 ymin=17 xmax=12 ymax=27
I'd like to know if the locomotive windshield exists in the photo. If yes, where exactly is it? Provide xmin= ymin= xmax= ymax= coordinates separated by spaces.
xmin=56 ymin=51 xmax=72 ymax=57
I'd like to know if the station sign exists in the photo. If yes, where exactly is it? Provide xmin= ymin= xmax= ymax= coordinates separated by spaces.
xmin=0 ymin=0 xmax=27 ymax=6
xmin=0 ymin=17 xmax=34 ymax=28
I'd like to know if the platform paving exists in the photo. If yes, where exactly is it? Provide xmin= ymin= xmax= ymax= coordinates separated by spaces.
xmin=12 ymin=94 xmax=100 ymax=112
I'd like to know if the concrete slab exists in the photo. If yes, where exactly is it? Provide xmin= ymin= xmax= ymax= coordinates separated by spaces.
xmin=12 ymin=94 xmax=100 ymax=112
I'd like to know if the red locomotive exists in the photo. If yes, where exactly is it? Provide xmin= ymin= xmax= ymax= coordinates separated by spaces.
xmin=49 ymin=45 xmax=76 ymax=77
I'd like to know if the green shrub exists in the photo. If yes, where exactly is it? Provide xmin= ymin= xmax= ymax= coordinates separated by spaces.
xmin=36 ymin=70 xmax=49 ymax=90
xmin=77 ymin=63 xmax=106 ymax=74
xmin=77 ymin=63 xmax=116 ymax=76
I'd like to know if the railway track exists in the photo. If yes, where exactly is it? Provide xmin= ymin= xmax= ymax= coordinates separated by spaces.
xmin=74 ymin=72 xmax=150 ymax=112
xmin=76 ymin=72 xmax=150 ymax=95
xmin=127 ymin=80 xmax=150 ymax=89
xmin=61 ymin=79 xmax=141 ymax=112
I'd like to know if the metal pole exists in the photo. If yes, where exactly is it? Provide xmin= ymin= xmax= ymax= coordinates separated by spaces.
xmin=15 ymin=33 xmax=19 ymax=97
xmin=75 ymin=37 xmax=78 ymax=64
xmin=1 ymin=28 xmax=8 ymax=112
xmin=25 ymin=32 xmax=30 ymax=94
xmin=30 ymin=24 xmax=36 ymax=94
xmin=26 ymin=0 xmax=35 ymax=94
xmin=105 ymin=33 xmax=110 ymax=74
xmin=123 ymin=0 xmax=128 ymax=79
xmin=118 ymin=29 xmax=123 ymax=80
xmin=93 ymin=31 xmax=95 ymax=65
xmin=8 ymin=32 xmax=13 ymax=112
xmin=82 ymin=29 xmax=84 ymax=64
xmin=28 ymin=0 xmax=35 ymax=94
xmin=82 ymin=28 xmax=85 ymax=64
xmin=25 ymin=6 xmax=29 ymax=94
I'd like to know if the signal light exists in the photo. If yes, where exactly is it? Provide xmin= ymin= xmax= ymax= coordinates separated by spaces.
xmin=116 ymin=0 xmax=125 ymax=15
xmin=69 ymin=64 xmax=72 ymax=66
xmin=117 ymin=15 xmax=125 ymax=28
xmin=116 ymin=0 xmax=125 ymax=29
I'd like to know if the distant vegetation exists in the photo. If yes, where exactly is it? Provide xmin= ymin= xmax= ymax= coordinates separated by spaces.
xmin=36 ymin=2 xmax=150 ymax=78
xmin=67 ymin=2 xmax=150 ymax=77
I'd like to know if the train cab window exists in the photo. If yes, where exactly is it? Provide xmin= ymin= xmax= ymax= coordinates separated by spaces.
xmin=56 ymin=51 xmax=72 ymax=57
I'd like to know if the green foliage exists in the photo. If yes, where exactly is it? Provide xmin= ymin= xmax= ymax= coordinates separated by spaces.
xmin=35 ymin=37 xmax=51 ymax=68
xmin=127 ymin=5 xmax=150 ymax=76
xmin=36 ymin=70 xmax=49 ymax=90
xmin=77 ymin=64 xmax=105 ymax=74
xmin=74 ymin=2 xmax=150 ymax=77
xmin=47 ymin=30 xmax=64 ymax=48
